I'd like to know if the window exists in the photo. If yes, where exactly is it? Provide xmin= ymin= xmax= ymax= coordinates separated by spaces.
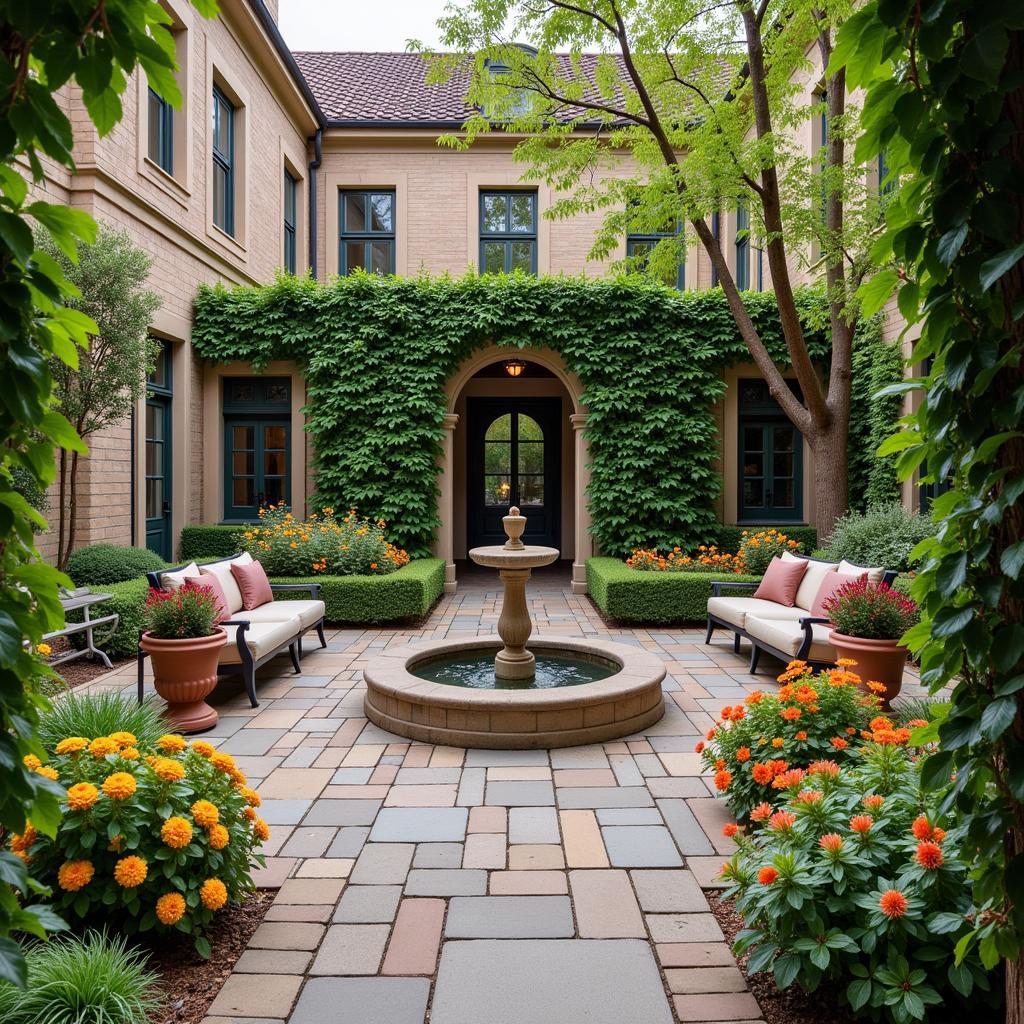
xmin=878 ymin=150 xmax=893 ymax=196
xmin=480 ymin=190 xmax=537 ymax=274
xmin=738 ymin=378 xmax=804 ymax=522
xmin=211 ymin=86 xmax=234 ymax=235
xmin=756 ymin=247 xmax=764 ymax=291
xmin=147 ymin=88 xmax=173 ymax=174
xmin=222 ymin=378 xmax=291 ymax=521
xmin=283 ymin=170 xmax=297 ymax=273
xmin=484 ymin=61 xmax=532 ymax=119
xmin=711 ymin=210 xmax=721 ymax=287
xmin=817 ymin=92 xmax=829 ymax=225
xmin=735 ymin=203 xmax=749 ymax=290
xmin=145 ymin=341 xmax=173 ymax=559
xmin=626 ymin=221 xmax=685 ymax=289
xmin=339 ymin=190 xmax=395 ymax=274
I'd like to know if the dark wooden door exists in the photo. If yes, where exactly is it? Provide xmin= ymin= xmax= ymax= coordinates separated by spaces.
xmin=467 ymin=397 xmax=561 ymax=550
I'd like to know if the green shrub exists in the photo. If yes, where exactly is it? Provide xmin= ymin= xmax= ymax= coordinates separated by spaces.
xmin=821 ymin=503 xmax=935 ymax=571
xmin=587 ymin=557 xmax=761 ymax=623
xmin=0 ymin=932 xmax=162 ymax=1024
xmin=271 ymin=557 xmax=445 ymax=622
xmin=179 ymin=524 xmax=241 ymax=561
xmin=65 ymin=544 xmax=168 ymax=587
xmin=37 ymin=691 xmax=165 ymax=754
xmin=716 ymin=525 xmax=817 ymax=552
xmin=67 ymin=577 xmax=149 ymax=659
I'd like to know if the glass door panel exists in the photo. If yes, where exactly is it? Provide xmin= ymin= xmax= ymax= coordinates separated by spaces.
xmin=224 ymin=418 xmax=290 ymax=520
xmin=738 ymin=420 xmax=803 ymax=522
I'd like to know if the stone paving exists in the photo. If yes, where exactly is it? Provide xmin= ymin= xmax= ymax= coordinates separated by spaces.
xmin=86 ymin=566 xmax=923 ymax=1024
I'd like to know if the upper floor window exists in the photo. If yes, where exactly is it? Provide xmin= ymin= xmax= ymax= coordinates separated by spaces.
xmin=735 ymin=203 xmax=750 ymax=290
xmin=480 ymin=190 xmax=537 ymax=274
xmin=878 ymin=150 xmax=894 ymax=196
xmin=211 ymin=87 xmax=234 ymax=235
xmin=147 ymin=88 xmax=173 ymax=174
xmin=626 ymin=228 xmax=685 ymax=289
xmin=817 ymin=91 xmax=829 ymax=225
xmin=283 ymin=171 xmax=297 ymax=274
xmin=339 ymin=190 xmax=395 ymax=275
xmin=711 ymin=210 xmax=721 ymax=287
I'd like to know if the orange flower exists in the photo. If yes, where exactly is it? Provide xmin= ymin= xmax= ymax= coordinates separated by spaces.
xmin=9 ymin=824 xmax=36 ymax=853
xmin=758 ymin=866 xmax=779 ymax=885
xmin=879 ymin=889 xmax=908 ymax=919
xmin=729 ymin=705 xmax=746 ymax=721
xmin=89 ymin=737 xmax=119 ymax=758
xmin=200 ymin=878 xmax=228 ymax=911
xmin=721 ymin=706 xmax=733 ymax=721
xmin=835 ymin=658 xmax=858 ymax=668
xmin=156 ymin=892 xmax=186 ymax=925
xmin=793 ymin=686 xmax=819 ymax=704
xmin=208 ymin=824 xmax=230 ymax=850
xmin=771 ymin=768 xmax=806 ymax=790
xmin=830 ymin=737 xmax=849 ymax=750
xmin=745 ymin=691 xmax=764 ymax=705
xmin=752 ymin=763 xmax=773 ymax=785
xmin=253 ymin=817 xmax=271 ymax=842
xmin=819 ymin=833 xmax=843 ymax=853
xmin=157 ymin=734 xmax=187 ymax=754
xmin=780 ymin=707 xmax=802 ymax=721
xmin=907 ymin=718 xmax=928 ymax=728
xmin=191 ymin=740 xmax=216 ymax=757
xmin=66 ymin=782 xmax=99 ymax=811
xmin=191 ymin=800 xmax=220 ymax=828
xmin=870 ymin=716 xmax=893 ymax=732
xmin=807 ymin=760 xmax=840 ymax=778
xmin=58 ymin=859 xmax=94 ymax=891
xmin=795 ymin=731 xmax=808 ymax=741
xmin=862 ymin=794 xmax=884 ymax=811
xmin=850 ymin=814 xmax=874 ymax=834
xmin=114 ymin=855 xmax=148 ymax=888
xmin=239 ymin=786 xmax=261 ymax=808
xmin=736 ymin=747 xmax=750 ymax=762
xmin=109 ymin=731 xmax=138 ymax=747
xmin=771 ymin=738 xmax=785 ymax=749
xmin=916 ymin=841 xmax=944 ymax=870
xmin=722 ymin=823 xmax=739 ymax=838
xmin=795 ymin=789 xmax=823 ymax=804
xmin=768 ymin=810 xmax=797 ymax=831
xmin=211 ymin=752 xmax=237 ymax=775
xmin=706 ymin=728 xmax=716 ymax=741
xmin=102 ymin=772 xmax=137 ymax=800
xmin=55 ymin=737 xmax=88 ymax=755
xmin=161 ymin=816 xmax=193 ymax=849
xmin=845 ymin=726 xmax=857 ymax=735
xmin=714 ymin=769 xmax=732 ymax=791
xmin=750 ymin=802 xmax=773 ymax=821
xmin=153 ymin=758 xmax=185 ymax=782
xmin=932 ymin=827 xmax=946 ymax=842
xmin=714 ymin=758 xmax=726 ymax=771
xmin=694 ymin=741 xmax=705 ymax=754
xmin=866 ymin=680 xmax=888 ymax=694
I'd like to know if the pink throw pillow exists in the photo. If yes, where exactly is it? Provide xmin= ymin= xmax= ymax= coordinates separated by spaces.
xmin=810 ymin=570 xmax=867 ymax=619
xmin=182 ymin=576 xmax=230 ymax=623
xmin=752 ymin=556 xmax=808 ymax=607
xmin=230 ymin=559 xmax=274 ymax=611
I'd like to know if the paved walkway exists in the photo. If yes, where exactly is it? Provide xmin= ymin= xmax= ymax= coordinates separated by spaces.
xmin=88 ymin=568 xmax=912 ymax=1024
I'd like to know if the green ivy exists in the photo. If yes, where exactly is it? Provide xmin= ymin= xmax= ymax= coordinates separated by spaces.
xmin=193 ymin=274 xmax=840 ymax=558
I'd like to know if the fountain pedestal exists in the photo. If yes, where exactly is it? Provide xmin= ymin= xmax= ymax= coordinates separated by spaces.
xmin=468 ymin=507 xmax=559 ymax=680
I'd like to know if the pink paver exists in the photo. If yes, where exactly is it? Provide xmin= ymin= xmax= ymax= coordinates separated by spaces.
xmin=380 ymin=898 xmax=445 ymax=975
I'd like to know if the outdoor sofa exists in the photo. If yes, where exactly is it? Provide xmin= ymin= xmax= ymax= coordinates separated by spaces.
xmin=705 ymin=551 xmax=898 ymax=673
xmin=137 ymin=552 xmax=327 ymax=708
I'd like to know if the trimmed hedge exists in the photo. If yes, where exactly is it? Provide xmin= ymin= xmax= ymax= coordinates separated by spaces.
xmin=715 ymin=525 xmax=818 ymax=553
xmin=179 ymin=525 xmax=241 ymax=561
xmin=67 ymin=577 xmax=149 ymax=659
xmin=587 ymin=557 xmax=761 ymax=624
xmin=269 ymin=558 xmax=445 ymax=623
xmin=66 ymin=544 xmax=168 ymax=587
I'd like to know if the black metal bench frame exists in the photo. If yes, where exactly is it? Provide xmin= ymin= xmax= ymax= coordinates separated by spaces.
xmin=137 ymin=554 xmax=327 ymax=708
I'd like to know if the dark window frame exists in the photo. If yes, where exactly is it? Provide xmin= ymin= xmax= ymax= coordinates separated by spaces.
xmin=735 ymin=203 xmax=749 ymax=291
xmin=338 ymin=189 xmax=396 ymax=275
xmin=211 ymin=86 xmax=235 ymax=236
xmin=711 ymin=210 xmax=721 ymax=287
xmin=148 ymin=87 xmax=174 ymax=175
xmin=479 ymin=189 xmax=538 ymax=274
xmin=625 ymin=215 xmax=686 ymax=290
xmin=283 ymin=170 xmax=297 ymax=273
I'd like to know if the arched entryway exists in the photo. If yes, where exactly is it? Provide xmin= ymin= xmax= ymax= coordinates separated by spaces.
xmin=437 ymin=345 xmax=592 ymax=594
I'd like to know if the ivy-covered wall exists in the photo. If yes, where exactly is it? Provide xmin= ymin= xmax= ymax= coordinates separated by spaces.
xmin=193 ymin=273 xmax=864 ymax=558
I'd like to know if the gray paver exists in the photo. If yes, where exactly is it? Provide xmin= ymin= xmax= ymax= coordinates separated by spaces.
xmin=431 ymin=940 xmax=674 ymax=1024
xmin=601 ymin=826 xmax=684 ymax=867
xmin=465 ymin=749 xmax=549 ymax=767
xmin=508 ymin=807 xmax=560 ymax=844
xmin=260 ymin=799 xmax=312 ymax=825
xmin=485 ymin=781 xmax=555 ymax=806
xmin=412 ymin=843 xmax=464 ymax=868
xmin=326 ymin=826 xmax=370 ymax=858
xmin=395 ymin=767 xmax=462 ymax=784
xmin=303 ymin=799 xmax=382 ymax=826
xmin=369 ymin=807 xmax=468 ymax=842
xmin=556 ymin=787 xmax=655 ymax=809
xmin=596 ymin=807 xmax=663 ymax=826
xmin=220 ymin=729 xmax=287 ymax=755
xmin=332 ymin=885 xmax=402 ymax=923
xmin=456 ymin=767 xmax=486 ymax=805
xmin=290 ymin=977 xmax=430 ymax=1024
xmin=658 ymin=798 xmax=716 ymax=855
xmin=405 ymin=868 xmax=488 ymax=896
xmin=444 ymin=896 xmax=574 ymax=938
xmin=309 ymin=924 xmax=390 ymax=975
xmin=631 ymin=869 xmax=709 ymax=912
xmin=349 ymin=843 xmax=414 ymax=884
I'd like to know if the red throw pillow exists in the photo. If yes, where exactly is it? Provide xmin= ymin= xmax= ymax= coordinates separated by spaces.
xmin=182 ymin=576 xmax=230 ymax=623
xmin=752 ymin=555 xmax=809 ymax=607
xmin=230 ymin=559 xmax=274 ymax=611
xmin=810 ymin=570 xmax=867 ymax=619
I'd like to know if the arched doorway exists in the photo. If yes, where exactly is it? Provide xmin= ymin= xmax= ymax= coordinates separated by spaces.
xmin=438 ymin=346 xmax=592 ymax=594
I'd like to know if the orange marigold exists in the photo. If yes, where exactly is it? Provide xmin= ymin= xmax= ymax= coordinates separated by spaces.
xmin=157 ymin=734 xmax=187 ymax=753
xmin=211 ymin=752 xmax=237 ymax=774
xmin=156 ymin=892 xmax=186 ymax=925
xmin=933 ymin=827 xmax=946 ymax=842
xmin=714 ymin=769 xmax=732 ymax=792
xmin=36 ymin=765 xmax=58 ymax=780
xmin=109 ymin=731 xmax=138 ymax=747
xmin=102 ymin=772 xmax=137 ymax=800
xmin=723 ymin=823 xmax=739 ymax=838
xmin=161 ymin=816 xmax=193 ymax=849
xmin=10 ymin=824 xmax=36 ymax=853
xmin=120 ymin=747 xmax=141 ymax=761
xmin=866 ymin=680 xmax=888 ymax=694
xmin=835 ymin=658 xmax=858 ymax=668
xmin=191 ymin=740 xmax=216 ymax=757
xmin=781 ymin=707 xmax=802 ymax=721
xmin=752 ymin=763 xmax=774 ymax=785
xmin=243 ymin=806 xmax=257 ymax=821
xmin=200 ymin=877 xmax=228 ymax=911
xmin=253 ymin=817 xmax=270 ymax=842
xmin=916 ymin=841 xmax=944 ymax=870
xmin=771 ymin=768 xmax=806 ymax=790
xmin=850 ymin=814 xmax=874 ymax=834
xmin=879 ymin=889 xmax=908 ymax=919
xmin=795 ymin=731 xmax=808 ymax=741
xmin=89 ymin=737 xmax=119 ymax=758
xmin=55 ymin=737 xmax=88 ymax=755
xmin=758 ymin=866 xmax=779 ymax=885
xmin=870 ymin=716 xmax=893 ymax=732
xmin=830 ymin=737 xmax=849 ymax=750
xmin=153 ymin=758 xmax=185 ymax=782
xmin=208 ymin=824 xmax=230 ymax=850
xmin=771 ymin=738 xmax=785 ymax=749
xmin=66 ymin=782 xmax=98 ymax=811
xmin=694 ymin=741 xmax=705 ymax=754
xmin=736 ymin=747 xmax=751 ymax=762
xmin=114 ymin=855 xmax=148 ymax=888
xmin=745 ymin=691 xmax=764 ymax=705
xmin=58 ymin=859 xmax=94 ymax=891
xmin=191 ymin=800 xmax=220 ymax=828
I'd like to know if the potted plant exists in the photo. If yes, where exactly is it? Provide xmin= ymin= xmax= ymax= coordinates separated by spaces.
xmin=139 ymin=584 xmax=226 ymax=733
xmin=822 ymin=579 xmax=919 ymax=706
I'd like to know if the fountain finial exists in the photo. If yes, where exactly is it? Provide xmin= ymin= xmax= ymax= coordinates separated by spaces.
xmin=502 ymin=506 xmax=526 ymax=550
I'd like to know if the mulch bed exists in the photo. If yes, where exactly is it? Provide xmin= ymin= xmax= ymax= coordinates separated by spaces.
xmin=706 ymin=889 xmax=853 ymax=1024
xmin=146 ymin=890 xmax=274 ymax=1024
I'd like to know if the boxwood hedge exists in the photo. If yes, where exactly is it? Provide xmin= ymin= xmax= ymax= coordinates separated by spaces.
xmin=586 ymin=557 xmax=761 ymax=624
xmin=179 ymin=525 xmax=241 ymax=561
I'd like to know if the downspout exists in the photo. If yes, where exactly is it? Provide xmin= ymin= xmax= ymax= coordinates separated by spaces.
xmin=308 ymin=128 xmax=322 ymax=279
xmin=129 ymin=405 xmax=136 ymax=545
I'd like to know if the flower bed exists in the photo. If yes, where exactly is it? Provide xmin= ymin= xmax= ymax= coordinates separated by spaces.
xmin=586 ymin=557 xmax=761 ymax=622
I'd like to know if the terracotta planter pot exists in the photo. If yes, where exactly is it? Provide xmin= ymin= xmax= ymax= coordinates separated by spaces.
xmin=828 ymin=630 xmax=909 ymax=708
xmin=140 ymin=628 xmax=227 ymax=733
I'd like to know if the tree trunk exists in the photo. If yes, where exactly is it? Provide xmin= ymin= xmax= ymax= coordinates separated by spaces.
xmin=807 ymin=418 xmax=849 ymax=544
xmin=61 ymin=448 xmax=80 ymax=573
xmin=56 ymin=447 xmax=68 ymax=570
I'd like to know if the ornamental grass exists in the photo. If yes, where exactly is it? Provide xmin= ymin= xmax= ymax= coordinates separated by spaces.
xmin=237 ymin=503 xmax=410 ymax=577
xmin=9 ymin=732 xmax=267 ymax=957
xmin=718 ymin=743 xmax=996 ymax=1023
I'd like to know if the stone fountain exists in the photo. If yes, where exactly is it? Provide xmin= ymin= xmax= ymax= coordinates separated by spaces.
xmin=363 ymin=507 xmax=665 ymax=748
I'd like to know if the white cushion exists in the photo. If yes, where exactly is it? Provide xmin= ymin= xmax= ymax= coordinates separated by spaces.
xmin=707 ymin=596 xmax=806 ymax=631
xmin=239 ymin=599 xmax=325 ymax=630
xmin=160 ymin=563 xmax=199 ymax=592
xmin=838 ymin=559 xmax=885 ymax=584
xmin=219 ymin=619 xmax=299 ymax=665
xmin=745 ymin=614 xmax=836 ymax=662
xmin=199 ymin=553 xmax=254 ymax=615
xmin=782 ymin=551 xmax=840 ymax=610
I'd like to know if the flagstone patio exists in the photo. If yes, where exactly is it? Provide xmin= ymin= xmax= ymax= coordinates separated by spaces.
xmin=84 ymin=567 xmax=925 ymax=1024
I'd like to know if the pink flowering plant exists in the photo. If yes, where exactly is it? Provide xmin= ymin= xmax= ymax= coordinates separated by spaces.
xmin=143 ymin=584 xmax=220 ymax=640
xmin=718 ymin=744 xmax=996 ymax=1023
xmin=823 ymin=579 xmax=919 ymax=640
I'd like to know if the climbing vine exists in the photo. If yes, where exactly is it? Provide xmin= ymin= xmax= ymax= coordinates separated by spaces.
xmin=195 ymin=273 xmax=848 ymax=557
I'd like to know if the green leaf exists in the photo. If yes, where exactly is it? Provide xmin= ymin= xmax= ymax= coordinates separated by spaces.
xmin=847 ymin=977 xmax=872 ymax=1011
xmin=194 ymin=934 xmax=212 ymax=959
xmin=859 ymin=270 xmax=901 ymax=317
xmin=919 ymin=750 xmax=954 ymax=790
xmin=980 ymin=242 xmax=1024 ymax=291
xmin=981 ymin=697 xmax=1017 ymax=740
xmin=937 ymin=224 xmax=968 ymax=266
xmin=0 ymin=211 xmax=35 ymax=264
xmin=1001 ymin=541 xmax=1024 ymax=580
xmin=83 ymin=89 xmax=123 ymax=137
xmin=773 ymin=953 xmax=802 ymax=989
xmin=0 ymin=937 xmax=28 ymax=988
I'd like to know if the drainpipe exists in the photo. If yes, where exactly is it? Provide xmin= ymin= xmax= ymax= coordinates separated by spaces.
xmin=308 ymin=127 xmax=322 ymax=279
xmin=129 ymin=405 xmax=136 ymax=545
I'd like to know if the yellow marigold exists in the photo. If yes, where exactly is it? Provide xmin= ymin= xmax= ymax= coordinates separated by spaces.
xmin=23 ymin=754 xmax=41 ymax=770
xmin=89 ymin=737 xmax=119 ymax=758
xmin=161 ymin=816 xmax=193 ymax=849
xmin=109 ymin=731 xmax=138 ymax=747
xmin=10 ymin=824 xmax=36 ymax=853
xmin=239 ymin=786 xmax=261 ymax=808
xmin=55 ymin=737 xmax=88 ymax=755
xmin=36 ymin=642 xmax=52 ymax=656
xmin=208 ymin=824 xmax=230 ymax=850
xmin=200 ymin=878 xmax=228 ymax=911
xmin=36 ymin=765 xmax=59 ymax=780
xmin=243 ymin=806 xmax=257 ymax=821
xmin=191 ymin=800 xmax=220 ymax=828
xmin=120 ymin=747 xmax=141 ymax=761
xmin=102 ymin=772 xmax=137 ymax=800
xmin=157 ymin=734 xmax=187 ymax=754
xmin=253 ymin=817 xmax=270 ymax=842
xmin=210 ymin=752 xmax=236 ymax=775
xmin=156 ymin=892 xmax=186 ymax=925
xmin=66 ymin=782 xmax=99 ymax=811
xmin=108 ymin=834 xmax=125 ymax=853
xmin=113 ymin=855 xmax=148 ymax=888
xmin=191 ymin=740 xmax=216 ymax=757
xmin=153 ymin=758 xmax=185 ymax=782
xmin=58 ymin=859 xmax=95 ymax=891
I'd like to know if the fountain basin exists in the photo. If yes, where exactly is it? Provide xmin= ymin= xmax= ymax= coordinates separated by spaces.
xmin=363 ymin=636 xmax=666 ymax=749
